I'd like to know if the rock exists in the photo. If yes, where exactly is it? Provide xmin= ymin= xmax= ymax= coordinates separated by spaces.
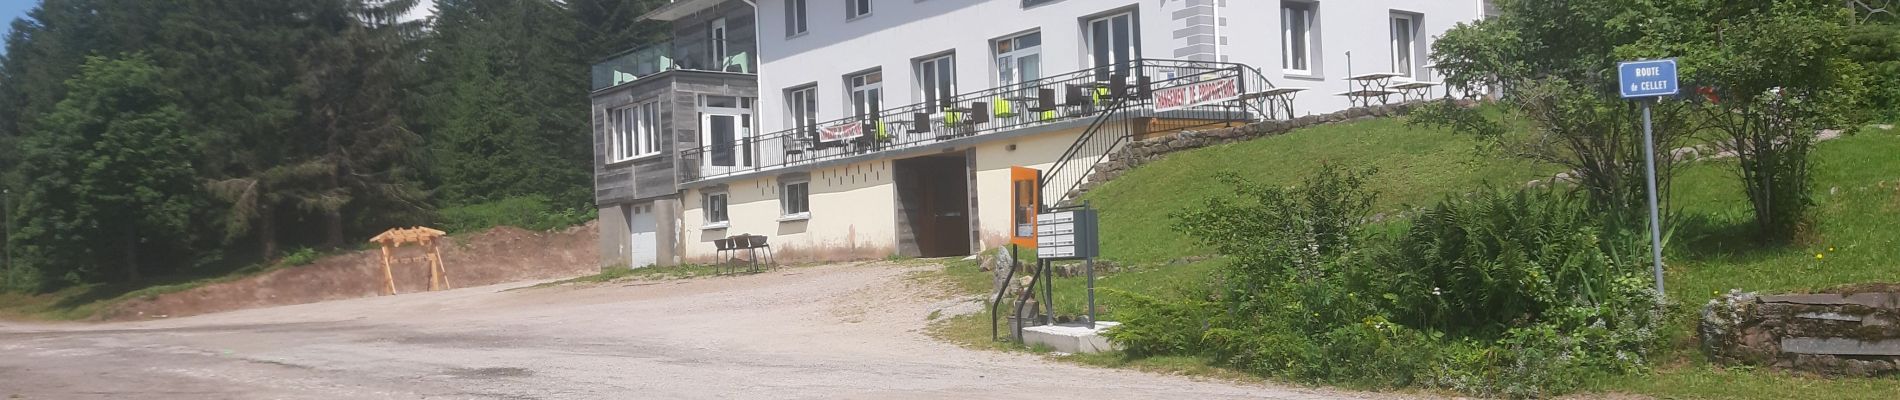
xmin=1796 ymin=312 xmax=1863 ymax=322
xmin=1704 ymin=289 xmax=1900 ymax=375
xmin=1781 ymin=337 xmax=1900 ymax=356
xmin=1760 ymin=293 xmax=1847 ymax=305
xmin=1864 ymin=315 xmax=1896 ymax=327
xmin=1846 ymin=293 xmax=1900 ymax=309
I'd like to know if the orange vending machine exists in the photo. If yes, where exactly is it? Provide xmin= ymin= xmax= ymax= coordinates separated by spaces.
xmin=1009 ymin=167 xmax=1041 ymax=248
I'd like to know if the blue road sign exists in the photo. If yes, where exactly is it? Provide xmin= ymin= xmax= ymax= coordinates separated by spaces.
xmin=1619 ymin=59 xmax=1679 ymax=98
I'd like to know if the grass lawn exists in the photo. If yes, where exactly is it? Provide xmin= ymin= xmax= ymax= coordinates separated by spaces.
xmin=1665 ymin=129 xmax=1900 ymax=302
xmin=1087 ymin=114 xmax=1561 ymax=264
xmin=924 ymin=116 xmax=1900 ymax=399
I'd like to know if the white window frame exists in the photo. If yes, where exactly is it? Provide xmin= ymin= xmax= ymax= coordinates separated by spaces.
xmin=1085 ymin=11 xmax=1139 ymax=80
xmin=846 ymin=0 xmax=871 ymax=20
xmin=608 ymin=101 xmax=661 ymax=163
xmin=780 ymin=180 xmax=811 ymax=219
xmin=711 ymin=17 xmax=729 ymax=66
xmin=787 ymin=85 xmax=819 ymax=138
xmin=1282 ymin=2 xmax=1315 ymax=75
xmin=995 ymin=31 xmax=1043 ymax=89
xmin=915 ymin=53 xmax=956 ymax=107
xmin=848 ymin=70 xmax=883 ymax=120
xmin=704 ymin=191 xmax=730 ymax=227
xmin=785 ymin=0 xmax=808 ymax=37
xmin=1391 ymin=13 xmax=1417 ymax=78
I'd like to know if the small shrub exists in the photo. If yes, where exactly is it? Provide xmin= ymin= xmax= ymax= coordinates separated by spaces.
xmin=1118 ymin=168 xmax=1668 ymax=397
xmin=279 ymin=247 xmax=322 ymax=266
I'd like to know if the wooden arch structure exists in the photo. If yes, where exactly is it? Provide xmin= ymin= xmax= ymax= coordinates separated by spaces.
xmin=369 ymin=226 xmax=451 ymax=295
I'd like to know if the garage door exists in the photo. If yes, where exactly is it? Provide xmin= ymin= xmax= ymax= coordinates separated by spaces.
xmin=626 ymin=204 xmax=658 ymax=268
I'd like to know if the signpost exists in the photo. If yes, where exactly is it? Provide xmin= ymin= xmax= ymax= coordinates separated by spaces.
xmin=1618 ymin=58 xmax=1678 ymax=296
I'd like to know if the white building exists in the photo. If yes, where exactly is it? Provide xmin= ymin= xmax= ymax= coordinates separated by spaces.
xmin=755 ymin=0 xmax=1491 ymax=131
xmin=591 ymin=0 xmax=1489 ymax=268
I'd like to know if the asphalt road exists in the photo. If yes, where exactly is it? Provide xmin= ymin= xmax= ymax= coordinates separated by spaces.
xmin=0 ymin=262 xmax=1390 ymax=400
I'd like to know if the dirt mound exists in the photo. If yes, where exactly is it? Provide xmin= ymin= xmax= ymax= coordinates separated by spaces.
xmin=101 ymin=221 xmax=600 ymax=320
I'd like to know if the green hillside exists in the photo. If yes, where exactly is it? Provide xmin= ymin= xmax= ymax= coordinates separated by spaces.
xmin=1088 ymin=115 xmax=1562 ymax=264
xmin=1003 ymin=118 xmax=1900 ymax=399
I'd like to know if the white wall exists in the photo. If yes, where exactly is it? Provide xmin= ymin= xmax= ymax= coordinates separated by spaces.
xmin=754 ymin=0 xmax=1486 ymax=130
xmin=680 ymin=159 xmax=899 ymax=261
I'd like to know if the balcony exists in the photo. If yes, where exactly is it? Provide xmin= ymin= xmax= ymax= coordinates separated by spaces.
xmin=591 ymin=39 xmax=757 ymax=91
xmin=681 ymin=59 xmax=1280 ymax=184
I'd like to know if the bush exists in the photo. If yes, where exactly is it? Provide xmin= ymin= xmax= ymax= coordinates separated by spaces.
xmin=280 ymin=247 xmax=322 ymax=266
xmin=436 ymin=195 xmax=592 ymax=233
xmin=1114 ymin=168 xmax=1668 ymax=397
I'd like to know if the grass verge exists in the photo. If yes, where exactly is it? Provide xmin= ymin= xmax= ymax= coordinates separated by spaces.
xmin=922 ymin=121 xmax=1900 ymax=399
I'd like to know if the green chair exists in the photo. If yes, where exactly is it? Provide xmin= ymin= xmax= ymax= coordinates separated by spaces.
xmin=992 ymin=97 xmax=1020 ymax=119
xmin=721 ymin=53 xmax=751 ymax=74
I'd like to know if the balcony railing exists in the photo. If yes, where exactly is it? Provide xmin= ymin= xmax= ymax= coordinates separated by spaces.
xmin=591 ymin=40 xmax=757 ymax=91
xmin=681 ymin=59 xmax=1277 ymax=183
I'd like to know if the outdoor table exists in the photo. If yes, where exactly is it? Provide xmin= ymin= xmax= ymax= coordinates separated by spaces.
xmin=1390 ymin=81 xmax=1442 ymax=101
xmin=1343 ymin=72 xmax=1404 ymax=107
xmin=1002 ymin=96 xmax=1045 ymax=123
xmin=1240 ymin=87 xmax=1309 ymax=120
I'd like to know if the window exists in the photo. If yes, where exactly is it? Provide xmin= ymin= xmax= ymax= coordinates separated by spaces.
xmin=848 ymin=70 xmax=883 ymax=120
xmin=785 ymin=0 xmax=808 ymax=36
xmin=846 ymin=0 xmax=871 ymax=19
xmin=710 ymin=18 xmax=730 ymax=66
xmin=1282 ymin=2 xmax=1315 ymax=75
xmin=1391 ymin=13 xmax=1418 ymax=77
xmin=1085 ymin=11 xmax=1138 ymax=81
xmin=995 ymin=32 xmax=1042 ymax=89
xmin=704 ymin=192 xmax=729 ymax=225
xmin=787 ymin=85 xmax=818 ymax=139
xmin=781 ymin=181 xmax=810 ymax=217
xmin=608 ymin=101 xmax=660 ymax=162
xmin=700 ymin=96 xmax=754 ymax=169
xmin=915 ymin=54 xmax=956 ymax=107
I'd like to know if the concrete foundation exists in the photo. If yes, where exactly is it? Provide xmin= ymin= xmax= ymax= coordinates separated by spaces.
xmin=1022 ymin=321 xmax=1119 ymax=354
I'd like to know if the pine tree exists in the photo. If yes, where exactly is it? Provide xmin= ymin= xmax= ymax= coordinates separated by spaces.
xmin=13 ymin=55 xmax=198 ymax=286
xmin=422 ymin=0 xmax=589 ymax=207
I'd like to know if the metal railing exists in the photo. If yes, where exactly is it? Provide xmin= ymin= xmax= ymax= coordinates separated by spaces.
xmin=1036 ymin=60 xmax=1279 ymax=208
xmin=681 ymin=59 xmax=1275 ymax=184
xmin=591 ymin=39 xmax=757 ymax=91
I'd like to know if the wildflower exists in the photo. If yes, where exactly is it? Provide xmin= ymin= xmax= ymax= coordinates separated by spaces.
xmin=1432 ymin=287 xmax=1443 ymax=296
xmin=1816 ymin=253 xmax=1825 ymax=260
xmin=1828 ymin=246 xmax=1836 ymax=252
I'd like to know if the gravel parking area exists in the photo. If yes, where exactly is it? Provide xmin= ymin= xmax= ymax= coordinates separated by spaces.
xmin=0 ymin=261 xmax=1392 ymax=399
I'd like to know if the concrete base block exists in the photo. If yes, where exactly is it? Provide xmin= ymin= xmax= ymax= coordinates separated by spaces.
xmin=1022 ymin=321 xmax=1120 ymax=354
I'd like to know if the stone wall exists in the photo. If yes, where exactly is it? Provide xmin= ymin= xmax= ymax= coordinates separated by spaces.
xmin=1069 ymin=100 xmax=1466 ymax=200
xmin=1701 ymin=288 xmax=1900 ymax=376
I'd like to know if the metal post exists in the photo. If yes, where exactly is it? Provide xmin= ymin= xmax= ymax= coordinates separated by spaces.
xmin=1042 ymin=259 xmax=1054 ymax=326
xmin=3 ymin=189 xmax=10 ymax=289
xmin=1641 ymin=100 xmax=1667 ymax=296
xmin=1085 ymin=258 xmax=1096 ymax=329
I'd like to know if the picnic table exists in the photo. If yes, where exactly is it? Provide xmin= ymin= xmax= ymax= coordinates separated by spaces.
xmin=1241 ymin=87 xmax=1309 ymax=120
xmin=1340 ymin=72 xmax=1405 ymax=107
xmin=1390 ymin=80 xmax=1443 ymax=101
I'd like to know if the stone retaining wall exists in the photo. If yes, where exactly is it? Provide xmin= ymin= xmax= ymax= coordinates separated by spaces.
xmin=1068 ymin=100 xmax=1464 ymax=200
xmin=1701 ymin=289 xmax=1900 ymax=376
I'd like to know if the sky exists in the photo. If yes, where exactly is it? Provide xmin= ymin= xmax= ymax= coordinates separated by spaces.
xmin=0 ymin=0 xmax=35 ymax=56
xmin=0 ymin=0 xmax=437 ymax=57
